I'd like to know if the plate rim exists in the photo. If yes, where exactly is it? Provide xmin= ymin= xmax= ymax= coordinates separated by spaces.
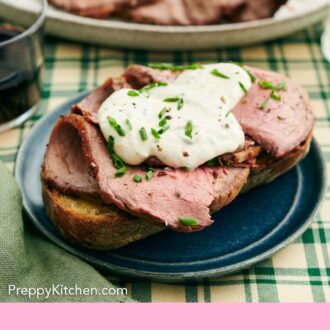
xmin=15 ymin=92 xmax=327 ymax=282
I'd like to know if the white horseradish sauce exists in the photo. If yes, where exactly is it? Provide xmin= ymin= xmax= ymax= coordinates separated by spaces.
xmin=97 ymin=63 xmax=252 ymax=170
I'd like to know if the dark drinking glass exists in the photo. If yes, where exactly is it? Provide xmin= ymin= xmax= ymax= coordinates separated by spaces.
xmin=0 ymin=0 xmax=47 ymax=132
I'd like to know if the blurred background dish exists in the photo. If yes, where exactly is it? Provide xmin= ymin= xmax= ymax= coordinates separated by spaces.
xmin=0 ymin=0 xmax=328 ymax=50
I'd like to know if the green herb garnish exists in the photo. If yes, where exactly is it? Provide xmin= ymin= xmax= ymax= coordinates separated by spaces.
xmin=259 ymin=80 xmax=287 ymax=92
xmin=239 ymin=81 xmax=248 ymax=94
xmin=225 ymin=110 xmax=232 ymax=117
xmin=259 ymin=97 xmax=270 ymax=110
xmin=139 ymin=127 xmax=148 ymax=141
xmin=145 ymin=169 xmax=155 ymax=181
xmin=246 ymin=69 xmax=256 ymax=83
xmin=133 ymin=175 xmax=142 ymax=183
xmin=271 ymin=89 xmax=281 ymax=101
xmin=211 ymin=69 xmax=230 ymax=79
xmin=108 ymin=117 xmax=126 ymax=137
xmin=151 ymin=128 xmax=161 ymax=140
xmin=115 ymin=166 xmax=127 ymax=177
xmin=127 ymin=90 xmax=140 ymax=97
xmin=163 ymin=96 xmax=184 ymax=110
xmin=185 ymin=120 xmax=193 ymax=139
xmin=125 ymin=119 xmax=133 ymax=130
xmin=180 ymin=166 xmax=190 ymax=171
xmin=163 ymin=97 xmax=180 ymax=102
xmin=205 ymin=158 xmax=219 ymax=167
xmin=178 ymin=217 xmax=200 ymax=226
xmin=258 ymin=80 xmax=286 ymax=104
xmin=159 ymin=117 xmax=167 ymax=127
xmin=140 ymin=81 xmax=167 ymax=95
xmin=107 ymin=136 xmax=127 ymax=177
xmin=158 ymin=108 xmax=166 ymax=119
xmin=158 ymin=125 xmax=170 ymax=135
xmin=149 ymin=63 xmax=203 ymax=72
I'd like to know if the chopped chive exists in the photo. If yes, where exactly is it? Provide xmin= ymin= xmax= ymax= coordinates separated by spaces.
xmin=178 ymin=217 xmax=200 ymax=226
xmin=185 ymin=120 xmax=193 ymax=139
xmin=225 ymin=110 xmax=232 ymax=117
xmin=149 ymin=63 xmax=203 ymax=72
xmin=151 ymin=128 xmax=161 ymax=140
xmin=125 ymin=119 xmax=133 ymax=130
xmin=133 ymin=175 xmax=142 ymax=183
xmin=116 ymin=125 xmax=125 ymax=137
xmin=107 ymin=135 xmax=115 ymax=154
xmin=115 ymin=166 xmax=127 ymax=177
xmin=159 ymin=117 xmax=167 ymax=127
xmin=145 ymin=169 xmax=155 ymax=181
xmin=239 ymin=81 xmax=248 ymax=94
xmin=163 ymin=97 xmax=180 ymax=103
xmin=108 ymin=137 xmax=127 ymax=177
xmin=259 ymin=80 xmax=286 ymax=91
xmin=271 ymin=89 xmax=281 ymax=101
xmin=259 ymin=97 xmax=270 ymax=110
xmin=107 ymin=117 xmax=126 ymax=137
xmin=211 ymin=69 xmax=230 ymax=79
xmin=258 ymin=80 xmax=275 ymax=90
xmin=158 ymin=125 xmax=170 ymax=135
xmin=139 ymin=127 xmax=148 ymax=141
xmin=127 ymin=90 xmax=140 ymax=97
xmin=246 ymin=69 xmax=256 ymax=83
xmin=158 ymin=108 xmax=166 ymax=119
xmin=205 ymin=158 xmax=218 ymax=167
xmin=275 ymin=81 xmax=287 ymax=91
xmin=177 ymin=98 xmax=184 ymax=110
xmin=180 ymin=166 xmax=190 ymax=171
xmin=163 ymin=96 xmax=184 ymax=110
xmin=111 ymin=154 xmax=125 ymax=170
xmin=140 ymin=81 xmax=168 ymax=95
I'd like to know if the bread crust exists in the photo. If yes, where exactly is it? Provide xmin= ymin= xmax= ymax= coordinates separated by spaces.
xmin=42 ymin=131 xmax=312 ymax=250
xmin=42 ymin=185 xmax=163 ymax=250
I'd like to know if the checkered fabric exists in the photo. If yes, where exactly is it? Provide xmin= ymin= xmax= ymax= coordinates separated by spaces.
xmin=0 ymin=23 xmax=329 ymax=303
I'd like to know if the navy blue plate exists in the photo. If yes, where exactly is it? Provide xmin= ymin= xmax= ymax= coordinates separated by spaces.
xmin=16 ymin=92 xmax=327 ymax=281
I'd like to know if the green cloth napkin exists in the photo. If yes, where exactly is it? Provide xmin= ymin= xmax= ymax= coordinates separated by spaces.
xmin=0 ymin=162 xmax=132 ymax=302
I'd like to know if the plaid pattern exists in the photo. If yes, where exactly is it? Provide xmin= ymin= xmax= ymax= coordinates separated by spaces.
xmin=1 ymin=23 xmax=329 ymax=303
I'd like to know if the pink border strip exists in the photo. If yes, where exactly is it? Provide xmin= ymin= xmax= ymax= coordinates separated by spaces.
xmin=1 ymin=303 xmax=329 ymax=329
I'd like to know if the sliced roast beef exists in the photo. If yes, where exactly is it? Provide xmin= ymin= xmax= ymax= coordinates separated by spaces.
xmin=49 ymin=0 xmax=152 ymax=18
xmin=43 ymin=114 xmax=249 ymax=232
xmin=230 ymin=0 xmax=287 ymax=22
xmin=123 ymin=64 xmax=178 ymax=89
xmin=233 ymin=67 xmax=315 ymax=157
xmin=72 ymin=77 xmax=128 ymax=124
xmin=42 ymin=117 xmax=100 ymax=199
xmin=128 ymin=0 xmax=245 ymax=25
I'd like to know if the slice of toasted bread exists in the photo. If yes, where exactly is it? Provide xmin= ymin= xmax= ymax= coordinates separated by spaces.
xmin=42 ymin=132 xmax=312 ymax=250
xmin=42 ymin=185 xmax=163 ymax=250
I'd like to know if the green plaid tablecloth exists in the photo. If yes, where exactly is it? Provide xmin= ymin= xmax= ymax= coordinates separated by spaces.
xmin=1 ymin=23 xmax=329 ymax=302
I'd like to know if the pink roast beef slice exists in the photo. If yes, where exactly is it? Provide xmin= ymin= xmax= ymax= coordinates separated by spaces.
xmin=128 ymin=0 xmax=245 ymax=25
xmin=123 ymin=64 xmax=178 ymax=89
xmin=49 ymin=0 xmax=152 ymax=18
xmin=230 ymin=0 xmax=287 ymax=22
xmin=43 ymin=114 xmax=249 ymax=232
xmin=72 ymin=77 xmax=129 ymax=124
xmin=42 ymin=117 xmax=100 ymax=199
xmin=233 ymin=67 xmax=315 ymax=157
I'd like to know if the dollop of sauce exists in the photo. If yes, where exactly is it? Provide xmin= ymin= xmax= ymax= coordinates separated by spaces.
xmin=98 ymin=63 xmax=252 ymax=169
